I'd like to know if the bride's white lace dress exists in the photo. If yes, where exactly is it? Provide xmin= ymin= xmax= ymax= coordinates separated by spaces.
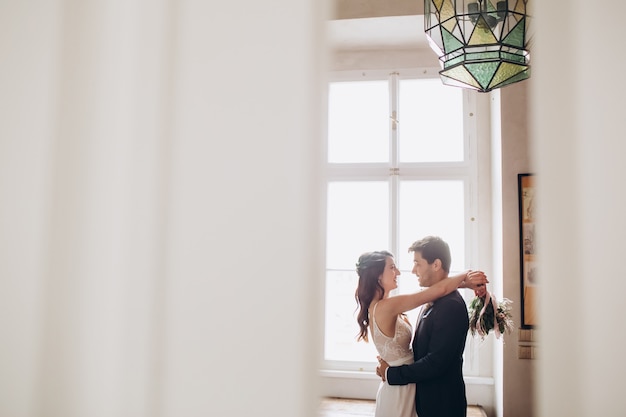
xmin=371 ymin=303 xmax=417 ymax=417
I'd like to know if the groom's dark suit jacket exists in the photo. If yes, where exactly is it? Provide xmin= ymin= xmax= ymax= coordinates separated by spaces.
xmin=387 ymin=291 xmax=469 ymax=417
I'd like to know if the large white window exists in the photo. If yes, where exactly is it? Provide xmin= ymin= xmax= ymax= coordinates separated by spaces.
xmin=323 ymin=70 xmax=480 ymax=374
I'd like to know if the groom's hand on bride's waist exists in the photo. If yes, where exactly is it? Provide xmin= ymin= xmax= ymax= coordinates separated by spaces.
xmin=376 ymin=356 xmax=389 ymax=381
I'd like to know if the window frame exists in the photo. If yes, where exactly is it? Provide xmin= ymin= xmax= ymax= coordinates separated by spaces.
xmin=322 ymin=67 xmax=486 ymax=378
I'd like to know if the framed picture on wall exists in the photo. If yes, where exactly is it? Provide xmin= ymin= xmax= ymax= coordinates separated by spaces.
xmin=518 ymin=173 xmax=536 ymax=328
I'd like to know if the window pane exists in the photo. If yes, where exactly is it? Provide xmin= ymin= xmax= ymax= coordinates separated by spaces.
xmin=399 ymin=79 xmax=464 ymax=162
xmin=397 ymin=180 xmax=466 ymax=271
xmin=326 ymin=181 xmax=389 ymax=269
xmin=324 ymin=270 xmax=378 ymax=363
xmin=325 ymin=181 xmax=388 ymax=363
xmin=328 ymin=81 xmax=389 ymax=163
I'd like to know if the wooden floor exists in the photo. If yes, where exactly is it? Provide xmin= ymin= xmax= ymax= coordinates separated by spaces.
xmin=319 ymin=397 xmax=487 ymax=417
xmin=319 ymin=398 xmax=375 ymax=416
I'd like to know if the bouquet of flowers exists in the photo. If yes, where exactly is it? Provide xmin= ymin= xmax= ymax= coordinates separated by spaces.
xmin=468 ymin=285 xmax=514 ymax=340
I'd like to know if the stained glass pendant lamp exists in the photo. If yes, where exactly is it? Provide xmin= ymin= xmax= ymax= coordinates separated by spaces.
xmin=424 ymin=0 xmax=530 ymax=92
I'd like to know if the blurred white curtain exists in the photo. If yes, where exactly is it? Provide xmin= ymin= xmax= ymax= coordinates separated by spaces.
xmin=533 ymin=1 xmax=626 ymax=416
xmin=0 ymin=1 xmax=327 ymax=416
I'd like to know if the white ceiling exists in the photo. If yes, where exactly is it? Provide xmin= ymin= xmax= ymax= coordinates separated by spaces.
xmin=327 ymin=15 xmax=429 ymax=50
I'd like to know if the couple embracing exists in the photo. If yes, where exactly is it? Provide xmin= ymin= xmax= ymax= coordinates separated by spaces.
xmin=355 ymin=236 xmax=487 ymax=417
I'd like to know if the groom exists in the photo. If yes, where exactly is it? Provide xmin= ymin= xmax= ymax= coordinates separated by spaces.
xmin=376 ymin=236 xmax=469 ymax=417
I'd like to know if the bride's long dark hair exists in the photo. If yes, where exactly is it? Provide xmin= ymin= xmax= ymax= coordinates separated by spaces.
xmin=355 ymin=250 xmax=393 ymax=342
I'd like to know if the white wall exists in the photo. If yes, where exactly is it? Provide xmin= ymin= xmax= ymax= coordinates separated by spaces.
xmin=496 ymin=82 xmax=535 ymax=417
xmin=0 ymin=1 xmax=328 ymax=416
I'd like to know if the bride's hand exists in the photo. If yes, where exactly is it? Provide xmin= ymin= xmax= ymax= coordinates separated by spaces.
xmin=465 ymin=270 xmax=488 ymax=290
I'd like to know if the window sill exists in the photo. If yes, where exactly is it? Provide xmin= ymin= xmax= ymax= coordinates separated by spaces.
xmin=319 ymin=369 xmax=494 ymax=386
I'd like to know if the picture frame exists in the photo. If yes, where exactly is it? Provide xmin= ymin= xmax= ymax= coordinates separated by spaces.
xmin=518 ymin=173 xmax=536 ymax=328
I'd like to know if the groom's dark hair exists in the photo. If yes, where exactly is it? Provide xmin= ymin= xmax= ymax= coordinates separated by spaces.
xmin=408 ymin=236 xmax=451 ymax=273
